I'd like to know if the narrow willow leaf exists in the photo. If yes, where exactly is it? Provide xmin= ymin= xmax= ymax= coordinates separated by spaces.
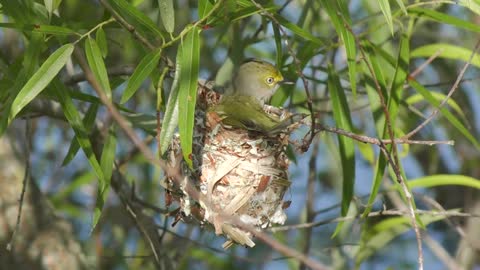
xmin=406 ymin=92 xmax=468 ymax=125
xmin=198 ymin=0 xmax=214 ymax=19
xmin=411 ymin=43 xmax=480 ymax=68
xmin=85 ymin=37 xmax=112 ymax=99
xmin=0 ymin=23 xmax=77 ymax=35
xmin=355 ymin=214 xmax=449 ymax=266
xmin=107 ymin=0 xmax=167 ymax=39
xmin=327 ymin=65 xmax=355 ymax=234
xmin=5 ymin=44 xmax=73 ymax=133
xmin=408 ymin=7 xmax=480 ymax=33
xmin=178 ymin=28 xmax=200 ymax=167
xmin=274 ymin=14 xmax=324 ymax=46
xmin=51 ymin=171 xmax=96 ymax=204
xmin=409 ymin=79 xmax=480 ymax=150
xmin=121 ymin=48 xmax=162 ymax=104
xmin=92 ymin=126 xmax=117 ymax=231
xmin=394 ymin=0 xmax=407 ymax=15
xmin=408 ymin=174 xmax=480 ymax=190
xmin=158 ymin=0 xmax=174 ymax=33
xmin=51 ymin=80 xmax=105 ymax=183
xmin=159 ymin=50 xmax=182 ymax=155
xmin=378 ymin=0 xmax=394 ymax=34
xmin=272 ymin=23 xmax=283 ymax=68
xmin=96 ymin=27 xmax=108 ymax=58
xmin=62 ymin=103 xmax=99 ymax=166
xmin=319 ymin=0 xmax=357 ymax=96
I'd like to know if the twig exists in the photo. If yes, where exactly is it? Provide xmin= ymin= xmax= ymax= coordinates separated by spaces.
xmin=403 ymin=38 xmax=480 ymax=139
xmin=314 ymin=123 xmax=454 ymax=146
xmin=65 ymin=65 xmax=135 ymax=85
xmin=6 ymin=118 xmax=31 ymax=251
xmin=409 ymin=48 xmax=444 ymax=79
xmin=270 ymin=209 xmax=476 ymax=232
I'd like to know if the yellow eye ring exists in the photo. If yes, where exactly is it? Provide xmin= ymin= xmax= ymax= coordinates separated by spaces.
xmin=266 ymin=77 xmax=275 ymax=84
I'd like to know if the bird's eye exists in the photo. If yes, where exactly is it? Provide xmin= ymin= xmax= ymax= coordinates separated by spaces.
xmin=266 ymin=77 xmax=275 ymax=84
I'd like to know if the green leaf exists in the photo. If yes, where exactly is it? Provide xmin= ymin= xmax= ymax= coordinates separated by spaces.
xmin=92 ymin=126 xmax=117 ymax=231
xmin=107 ymin=0 xmax=167 ymax=39
xmin=406 ymin=92 xmax=468 ymax=125
xmin=158 ymin=0 xmax=175 ymax=33
xmin=378 ymin=0 xmax=393 ymax=34
xmin=319 ymin=0 xmax=357 ymax=96
xmin=96 ymin=27 xmax=108 ymax=58
xmin=0 ymin=23 xmax=77 ymax=36
xmin=62 ymin=103 xmax=99 ymax=166
xmin=51 ymin=171 xmax=96 ymax=205
xmin=408 ymin=174 xmax=480 ymax=190
xmin=273 ymin=14 xmax=324 ymax=46
xmin=121 ymin=48 xmax=162 ymax=104
xmin=198 ymin=0 xmax=214 ymax=19
xmin=327 ymin=64 xmax=355 ymax=234
xmin=2 ymin=44 xmax=73 ymax=135
xmin=159 ymin=52 xmax=182 ymax=155
xmin=411 ymin=43 xmax=480 ymax=68
xmin=409 ymin=79 xmax=480 ymax=150
xmin=85 ymin=37 xmax=112 ymax=99
xmin=408 ymin=7 xmax=480 ymax=34
xmin=355 ymin=213 xmax=449 ymax=266
xmin=178 ymin=28 xmax=200 ymax=167
xmin=51 ymin=79 xmax=105 ymax=186
xmin=272 ymin=23 xmax=283 ymax=68
xmin=394 ymin=0 xmax=407 ymax=15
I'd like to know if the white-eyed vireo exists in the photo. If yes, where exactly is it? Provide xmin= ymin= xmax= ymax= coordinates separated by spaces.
xmin=210 ymin=59 xmax=301 ymax=135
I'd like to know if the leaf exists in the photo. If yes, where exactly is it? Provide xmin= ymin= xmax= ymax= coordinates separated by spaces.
xmin=159 ymin=49 xmax=182 ymax=154
xmin=107 ymin=0 xmax=167 ymax=39
xmin=327 ymin=64 xmax=355 ymax=235
xmin=62 ymin=103 xmax=99 ymax=166
xmin=355 ymin=213 xmax=449 ymax=266
xmin=406 ymin=92 xmax=468 ymax=125
xmin=2 ymin=44 xmax=73 ymax=136
xmin=408 ymin=174 xmax=480 ymax=190
xmin=158 ymin=0 xmax=175 ymax=33
xmin=411 ymin=43 xmax=480 ymax=68
xmin=273 ymin=14 xmax=324 ymax=46
xmin=319 ymin=0 xmax=357 ymax=96
xmin=408 ymin=7 xmax=480 ymax=34
xmin=0 ymin=23 xmax=77 ymax=36
xmin=409 ymin=79 xmax=480 ymax=150
xmin=272 ymin=23 xmax=283 ymax=68
xmin=378 ymin=0 xmax=394 ymax=34
xmin=96 ymin=27 xmax=108 ymax=58
xmin=121 ymin=48 xmax=162 ymax=104
xmin=394 ymin=0 xmax=407 ymax=15
xmin=177 ymin=28 xmax=200 ymax=167
xmin=85 ymin=37 xmax=112 ymax=99
xmin=92 ymin=126 xmax=117 ymax=231
xmin=198 ymin=0 xmax=214 ymax=19
xmin=51 ymin=79 xmax=105 ymax=186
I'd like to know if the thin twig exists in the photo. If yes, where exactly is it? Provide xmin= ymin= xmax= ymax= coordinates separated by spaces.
xmin=409 ymin=48 xmax=444 ymax=79
xmin=403 ymin=38 xmax=480 ymax=139
xmin=314 ymin=123 xmax=454 ymax=146
xmin=270 ymin=209 xmax=477 ymax=232
xmin=6 ymin=118 xmax=31 ymax=251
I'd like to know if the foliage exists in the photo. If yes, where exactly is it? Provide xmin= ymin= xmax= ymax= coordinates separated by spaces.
xmin=0 ymin=0 xmax=479 ymax=269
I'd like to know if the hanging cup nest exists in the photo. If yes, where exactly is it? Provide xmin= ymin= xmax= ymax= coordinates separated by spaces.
xmin=165 ymin=84 xmax=300 ymax=248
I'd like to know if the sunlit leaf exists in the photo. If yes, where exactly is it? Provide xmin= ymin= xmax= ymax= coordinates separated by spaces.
xmin=178 ymin=28 xmax=200 ymax=167
xmin=2 ymin=44 xmax=73 ymax=136
xmin=408 ymin=174 xmax=480 ymax=190
xmin=96 ymin=27 xmax=108 ymax=58
xmin=411 ymin=43 xmax=480 ymax=68
xmin=327 ymin=64 xmax=355 ymax=236
xmin=378 ymin=0 xmax=394 ymax=34
xmin=158 ymin=0 xmax=175 ymax=33
xmin=408 ymin=7 xmax=480 ymax=33
xmin=85 ymin=37 xmax=112 ymax=99
xmin=121 ymin=48 xmax=162 ymax=104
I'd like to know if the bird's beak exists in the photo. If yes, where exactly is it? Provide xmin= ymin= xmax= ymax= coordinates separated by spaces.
xmin=279 ymin=80 xmax=295 ymax=85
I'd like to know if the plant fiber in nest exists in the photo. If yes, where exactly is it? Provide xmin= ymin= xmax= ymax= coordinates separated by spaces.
xmin=166 ymin=84 xmax=298 ymax=249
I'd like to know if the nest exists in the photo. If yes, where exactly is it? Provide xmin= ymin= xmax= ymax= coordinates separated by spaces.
xmin=166 ymin=84 xmax=298 ymax=248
